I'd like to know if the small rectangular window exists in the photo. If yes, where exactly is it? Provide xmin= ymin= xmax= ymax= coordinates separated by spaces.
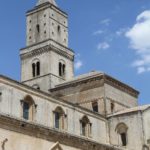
xmin=92 ymin=102 xmax=98 ymax=112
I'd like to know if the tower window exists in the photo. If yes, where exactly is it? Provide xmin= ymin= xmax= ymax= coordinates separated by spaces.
xmin=36 ymin=61 xmax=40 ymax=76
xmin=32 ymin=60 xmax=40 ymax=77
xmin=36 ymin=24 xmax=40 ymax=33
xmin=92 ymin=101 xmax=98 ymax=112
xmin=57 ymin=25 xmax=61 ymax=33
xmin=32 ymin=63 xmax=36 ymax=77
xmin=59 ymin=61 xmax=66 ymax=78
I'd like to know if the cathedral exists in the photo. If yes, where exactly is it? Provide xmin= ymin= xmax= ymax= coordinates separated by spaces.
xmin=0 ymin=0 xmax=150 ymax=150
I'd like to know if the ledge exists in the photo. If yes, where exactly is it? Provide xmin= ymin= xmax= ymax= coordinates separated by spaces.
xmin=0 ymin=112 xmax=123 ymax=150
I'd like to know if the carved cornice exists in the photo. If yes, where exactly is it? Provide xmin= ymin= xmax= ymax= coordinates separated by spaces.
xmin=0 ymin=113 xmax=122 ymax=150
xmin=20 ymin=44 xmax=74 ymax=61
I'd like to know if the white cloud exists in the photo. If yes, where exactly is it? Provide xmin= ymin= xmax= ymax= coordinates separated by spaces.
xmin=93 ymin=30 xmax=104 ymax=35
xmin=125 ymin=10 xmax=150 ymax=74
xmin=74 ymin=60 xmax=83 ymax=70
xmin=74 ymin=53 xmax=83 ymax=70
xmin=97 ymin=42 xmax=110 ymax=50
xmin=100 ymin=19 xmax=111 ymax=26
xmin=137 ymin=67 xmax=146 ymax=74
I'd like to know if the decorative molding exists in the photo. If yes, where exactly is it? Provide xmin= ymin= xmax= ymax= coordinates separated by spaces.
xmin=20 ymin=44 xmax=74 ymax=61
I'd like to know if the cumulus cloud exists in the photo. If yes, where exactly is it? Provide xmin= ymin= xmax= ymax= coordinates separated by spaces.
xmin=97 ymin=42 xmax=110 ymax=50
xmin=125 ymin=10 xmax=150 ymax=74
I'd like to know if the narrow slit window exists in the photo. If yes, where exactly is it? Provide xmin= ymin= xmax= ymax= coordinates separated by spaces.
xmin=111 ymin=103 xmax=115 ymax=113
xmin=36 ymin=24 xmax=40 ymax=33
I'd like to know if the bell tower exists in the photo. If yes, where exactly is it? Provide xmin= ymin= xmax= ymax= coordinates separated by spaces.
xmin=20 ymin=0 xmax=74 ymax=92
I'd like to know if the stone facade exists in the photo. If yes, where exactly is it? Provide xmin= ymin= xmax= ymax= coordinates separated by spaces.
xmin=0 ymin=0 xmax=150 ymax=150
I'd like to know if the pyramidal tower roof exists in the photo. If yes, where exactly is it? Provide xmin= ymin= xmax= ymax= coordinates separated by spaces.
xmin=36 ymin=0 xmax=57 ymax=6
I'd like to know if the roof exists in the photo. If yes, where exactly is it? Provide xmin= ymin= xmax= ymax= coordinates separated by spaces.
xmin=36 ymin=0 xmax=57 ymax=6
xmin=52 ymin=71 xmax=139 ymax=98
xmin=108 ymin=105 xmax=150 ymax=117
xmin=56 ymin=71 xmax=103 ymax=87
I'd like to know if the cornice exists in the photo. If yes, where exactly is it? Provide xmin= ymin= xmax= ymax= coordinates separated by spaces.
xmin=51 ymin=74 xmax=139 ymax=98
xmin=104 ymin=74 xmax=139 ymax=98
xmin=0 ymin=113 xmax=122 ymax=150
xmin=20 ymin=44 xmax=74 ymax=61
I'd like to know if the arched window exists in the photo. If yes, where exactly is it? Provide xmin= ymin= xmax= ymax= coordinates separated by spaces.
xmin=59 ymin=62 xmax=62 ymax=77
xmin=80 ymin=116 xmax=92 ymax=137
xmin=21 ymin=95 xmax=36 ymax=121
xmin=32 ymin=59 xmax=40 ymax=77
xmin=116 ymin=123 xmax=128 ymax=146
xmin=53 ymin=106 xmax=66 ymax=130
xmin=58 ymin=60 xmax=66 ymax=78
xmin=36 ymin=61 xmax=40 ymax=76
xmin=32 ymin=63 xmax=36 ymax=77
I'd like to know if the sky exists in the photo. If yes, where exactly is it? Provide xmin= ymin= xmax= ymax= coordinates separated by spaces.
xmin=0 ymin=0 xmax=150 ymax=105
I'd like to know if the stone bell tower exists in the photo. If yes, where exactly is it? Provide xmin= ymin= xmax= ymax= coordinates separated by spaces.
xmin=20 ymin=0 xmax=74 ymax=92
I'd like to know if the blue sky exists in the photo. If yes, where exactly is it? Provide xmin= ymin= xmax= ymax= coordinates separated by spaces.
xmin=0 ymin=0 xmax=150 ymax=105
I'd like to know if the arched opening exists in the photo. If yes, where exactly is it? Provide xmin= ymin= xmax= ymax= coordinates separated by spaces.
xmin=80 ymin=116 xmax=92 ymax=137
xmin=58 ymin=60 xmax=66 ymax=78
xmin=36 ymin=61 xmax=40 ymax=76
xmin=21 ymin=95 xmax=35 ymax=121
xmin=54 ymin=106 xmax=65 ymax=130
xmin=32 ymin=59 xmax=40 ymax=77
xmin=32 ymin=63 xmax=36 ymax=77
xmin=59 ymin=62 xmax=62 ymax=77
xmin=116 ymin=123 xmax=128 ymax=146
